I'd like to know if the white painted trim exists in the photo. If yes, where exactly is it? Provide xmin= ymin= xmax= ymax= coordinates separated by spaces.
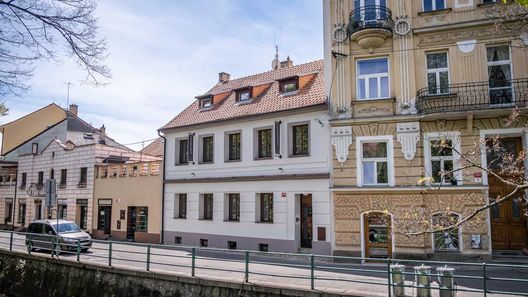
xmin=423 ymin=131 xmax=462 ymax=185
xmin=356 ymin=135 xmax=395 ymax=187
xmin=430 ymin=211 xmax=463 ymax=253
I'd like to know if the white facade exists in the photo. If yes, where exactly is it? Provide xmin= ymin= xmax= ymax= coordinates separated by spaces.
xmin=163 ymin=110 xmax=333 ymax=254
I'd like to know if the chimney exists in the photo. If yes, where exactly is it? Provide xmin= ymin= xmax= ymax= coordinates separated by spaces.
xmin=99 ymin=124 xmax=106 ymax=135
xmin=69 ymin=104 xmax=78 ymax=116
xmin=280 ymin=56 xmax=293 ymax=68
xmin=218 ymin=72 xmax=230 ymax=83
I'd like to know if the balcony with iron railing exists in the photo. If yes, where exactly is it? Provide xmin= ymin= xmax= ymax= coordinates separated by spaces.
xmin=416 ymin=79 xmax=528 ymax=115
xmin=348 ymin=6 xmax=394 ymax=51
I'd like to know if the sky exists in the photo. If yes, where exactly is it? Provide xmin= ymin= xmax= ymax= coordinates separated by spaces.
xmin=1 ymin=1 xmax=324 ymax=151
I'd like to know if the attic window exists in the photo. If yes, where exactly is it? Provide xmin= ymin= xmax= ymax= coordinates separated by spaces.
xmin=236 ymin=88 xmax=252 ymax=102
xmin=84 ymin=133 xmax=94 ymax=140
xmin=199 ymin=97 xmax=213 ymax=109
xmin=279 ymin=77 xmax=298 ymax=94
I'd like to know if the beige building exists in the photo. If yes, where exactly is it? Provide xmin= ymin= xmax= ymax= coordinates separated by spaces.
xmin=323 ymin=0 xmax=528 ymax=260
xmin=93 ymin=157 xmax=162 ymax=244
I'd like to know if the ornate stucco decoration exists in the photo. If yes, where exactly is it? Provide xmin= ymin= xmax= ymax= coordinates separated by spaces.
xmin=396 ymin=122 xmax=420 ymax=161
xmin=394 ymin=16 xmax=412 ymax=38
xmin=331 ymin=126 xmax=353 ymax=164
xmin=457 ymin=40 xmax=476 ymax=54
xmin=333 ymin=25 xmax=348 ymax=43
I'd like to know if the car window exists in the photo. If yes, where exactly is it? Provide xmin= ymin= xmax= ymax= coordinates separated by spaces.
xmin=30 ymin=223 xmax=43 ymax=234
xmin=44 ymin=224 xmax=56 ymax=235
xmin=55 ymin=223 xmax=81 ymax=233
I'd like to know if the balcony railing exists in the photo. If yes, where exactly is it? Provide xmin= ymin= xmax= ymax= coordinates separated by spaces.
xmin=416 ymin=79 xmax=528 ymax=114
xmin=348 ymin=5 xmax=394 ymax=34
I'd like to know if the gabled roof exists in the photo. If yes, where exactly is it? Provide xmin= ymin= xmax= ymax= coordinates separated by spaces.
xmin=141 ymin=137 xmax=164 ymax=157
xmin=159 ymin=60 xmax=325 ymax=131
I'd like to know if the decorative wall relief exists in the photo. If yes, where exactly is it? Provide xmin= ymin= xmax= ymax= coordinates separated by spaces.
xmin=457 ymin=40 xmax=477 ymax=54
xmin=396 ymin=122 xmax=420 ymax=161
xmin=331 ymin=126 xmax=353 ymax=164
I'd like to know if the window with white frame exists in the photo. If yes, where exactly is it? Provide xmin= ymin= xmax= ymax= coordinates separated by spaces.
xmin=199 ymin=194 xmax=213 ymax=220
xmin=356 ymin=136 xmax=394 ymax=186
xmin=426 ymin=52 xmax=450 ymax=95
xmin=423 ymin=0 xmax=446 ymax=12
xmin=487 ymin=45 xmax=513 ymax=104
xmin=432 ymin=213 xmax=460 ymax=252
xmin=174 ymin=194 xmax=187 ymax=219
xmin=424 ymin=133 xmax=461 ymax=185
xmin=357 ymin=58 xmax=389 ymax=100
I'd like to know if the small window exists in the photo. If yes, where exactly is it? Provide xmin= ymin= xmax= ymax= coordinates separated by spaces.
xmin=279 ymin=78 xmax=298 ymax=94
xmin=200 ymin=194 xmax=214 ymax=220
xmin=34 ymin=201 xmax=42 ymax=220
xmin=228 ymin=241 xmax=237 ymax=249
xmin=79 ymin=167 xmax=88 ymax=187
xmin=259 ymin=243 xmax=269 ymax=252
xmin=174 ymin=194 xmax=187 ymax=219
xmin=37 ymin=172 xmax=44 ymax=188
xmin=426 ymin=52 xmax=449 ymax=95
xmin=256 ymin=128 xmax=273 ymax=159
xmin=432 ymin=213 xmax=460 ymax=252
xmin=5 ymin=201 xmax=12 ymax=223
xmin=199 ymin=97 xmax=213 ymax=109
xmin=20 ymin=173 xmax=27 ymax=189
xmin=176 ymin=138 xmax=189 ymax=165
xmin=17 ymin=203 xmax=26 ymax=225
xmin=423 ymin=0 xmax=446 ymax=11
xmin=31 ymin=143 xmax=38 ymax=155
xmin=227 ymin=132 xmax=241 ymax=161
xmin=258 ymin=193 xmax=274 ymax=223
xmin=227 ymin=193 xmax=240 ymax=221
xmin=361 ymin=142 xmax=389 ymax=185
xmin=357 ymin=58 xmax=389 ymax=100
xmin=237 ymin=89 xmax=252 ymax=102
xmin=200 ymin=239 xmax=208 ymax=247
xmin=291 ymin=124 xmax=309 ymax=156
xmin=135 ymin=207 xmax=148 ymax=232
xmin=60 ymin=169 xmax=67 ymax=187
xmin=58 ymin=204 xmax=67 ymax=219
xmin=175 ymin=236 xmax=182 ymax=244
xmin=200 ymin=136 xmax=214 ymax=164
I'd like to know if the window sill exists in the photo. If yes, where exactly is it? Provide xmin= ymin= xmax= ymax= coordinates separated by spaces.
xmin=255 ymin=221 xmax=274 ymax=224
xmin=173 ymin=217 xmax=187 ymax=220
xmin=175 ymin=163 xmax=190 ymax=167
xmin=289 ymin=154 xmax=310 ymax=158
xmin=199 ymin=219 xmax=213 ymax=221
xmin=225 ymin=159 xmax=241 ymax=163
xmin=254 ymin=157 xmax=273 ymax=161
xmin=235 ymin=100 xmax=253 ymax=106
xmin=224 ymin=220 xmax=240 ymax=222
xmin=199 ymin=106 xmax=214 ymax=112
xmin=354 ymin=97 xmax=395 ymax=103
xmin=279 ymin=90 xmax=299 ymax=97
xmin=418 ymin=8 xmax=452 ymax=16
xmin=199 ymin=161 xmax=214 ymax=165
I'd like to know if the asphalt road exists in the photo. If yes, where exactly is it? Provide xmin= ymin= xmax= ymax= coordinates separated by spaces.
xmin=1 ymin=233 xmax=527 ymax=297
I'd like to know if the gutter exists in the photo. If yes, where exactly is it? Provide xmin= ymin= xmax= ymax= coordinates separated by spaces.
xmin=157 ymin=130 xmax=167 ymax=245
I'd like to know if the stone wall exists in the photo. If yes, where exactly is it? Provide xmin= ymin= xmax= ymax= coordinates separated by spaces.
xmin=0 ymin=251 xmax=346 ymax=297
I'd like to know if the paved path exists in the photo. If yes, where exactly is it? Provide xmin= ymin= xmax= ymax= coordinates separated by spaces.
xmin=1 ymin=233 xmax=527 ymax=297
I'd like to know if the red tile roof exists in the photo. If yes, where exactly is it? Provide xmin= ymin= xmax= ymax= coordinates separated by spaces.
xmin=159 ymin=60 xmax=325 ymax=130
xmin=140 ymin=137 xmax=164 ymax=157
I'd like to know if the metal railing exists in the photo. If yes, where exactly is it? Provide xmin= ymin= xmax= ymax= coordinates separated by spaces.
xmin=416 ymin=78 xmax=528 ymax=114
xmin=0 ymin=230 xmax=527 ymax=296
xmin=348 ymin=5 xmax=394 ymax=35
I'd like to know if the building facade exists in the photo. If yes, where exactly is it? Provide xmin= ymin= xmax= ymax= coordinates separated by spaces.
xmin=160 ymin=59 xmax=333 ymax=254
xmin=93 ymin=159 xmax=162 ymax=243
xmin=323 ymin=0 xmax=528 ymax=260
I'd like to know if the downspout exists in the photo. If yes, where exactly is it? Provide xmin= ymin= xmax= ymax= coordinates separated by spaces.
xmin=157 ymin=130 xmax=167 ymax=245
xmin=12 ymin=168 xmax=18 ymax=231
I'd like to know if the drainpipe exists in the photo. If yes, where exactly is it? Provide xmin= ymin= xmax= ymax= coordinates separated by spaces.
xmin=12 ymin=168 xmax=18 ymax=231
xmin=157 ymin=130 xmax=167 ymax=245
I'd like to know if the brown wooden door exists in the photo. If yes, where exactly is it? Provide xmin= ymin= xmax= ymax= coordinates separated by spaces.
xmin=489 ymin=138 xmax=528 ymax=250
xmin=364 ymin=212 xmax=392 ymax=258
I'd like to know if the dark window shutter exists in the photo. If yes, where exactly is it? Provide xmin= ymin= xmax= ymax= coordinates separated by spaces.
xmin=188 ymin=133 xmax=195 ymax=163
xmin=274 ymin=121 xmax=281 ymax=157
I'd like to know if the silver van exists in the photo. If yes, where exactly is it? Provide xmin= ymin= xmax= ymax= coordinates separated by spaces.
xmin=25 ymin=219 xmax=92 ymax=252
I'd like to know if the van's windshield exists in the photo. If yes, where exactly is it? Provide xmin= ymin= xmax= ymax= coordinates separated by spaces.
xmin=54 ymin=223 xmax=81 ymax=233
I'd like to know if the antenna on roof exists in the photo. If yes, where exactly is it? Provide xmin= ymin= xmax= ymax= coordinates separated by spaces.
xmin=272 ymin=31 xmax=281 ymax=70
xmin=64 ymin=82 xmax=72 ymax=107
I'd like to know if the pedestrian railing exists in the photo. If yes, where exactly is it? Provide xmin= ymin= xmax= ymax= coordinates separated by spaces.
xmin=0 ymin=230 xmax=527 ymax=296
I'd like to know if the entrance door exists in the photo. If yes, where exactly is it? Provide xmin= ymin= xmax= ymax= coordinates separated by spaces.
xmin=127 ymin=207 xmax=137 ymax=241
xmin=98 ymin=206 xmax=112 ymax=234
xmin=364 ymin=212 xmax=392 ymax=258
xmin=489 ymin=138 xmax=527 ymax=250
xmin=300 ymin=195 xmax=313 ymax=248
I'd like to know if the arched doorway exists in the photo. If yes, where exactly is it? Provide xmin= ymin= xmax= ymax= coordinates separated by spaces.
xmin=363 ymin=212 xmax=392 ymax=258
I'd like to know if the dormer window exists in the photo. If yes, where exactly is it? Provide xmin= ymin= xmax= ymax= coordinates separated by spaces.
xmin=236 ymin=88 xmax=252 ymax=102
xmin=199 ymin=96 xmax=213 ymax=109
xmin=279 ymin=77 xmax=298 ymax=94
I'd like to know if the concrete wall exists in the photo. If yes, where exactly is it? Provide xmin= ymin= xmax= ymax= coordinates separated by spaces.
xmin=0 ymin=251 xmax=341 ymax=297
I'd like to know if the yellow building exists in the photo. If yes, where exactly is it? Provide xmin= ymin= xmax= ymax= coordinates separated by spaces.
xmin=323 ymin=0 xmax=528 ymax=260
xmin=92 ymin=142 xmax=163 ymax=243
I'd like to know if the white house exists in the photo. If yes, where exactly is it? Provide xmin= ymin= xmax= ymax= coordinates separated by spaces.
xmin=159 ymin=58 xmax=332 ymax=254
